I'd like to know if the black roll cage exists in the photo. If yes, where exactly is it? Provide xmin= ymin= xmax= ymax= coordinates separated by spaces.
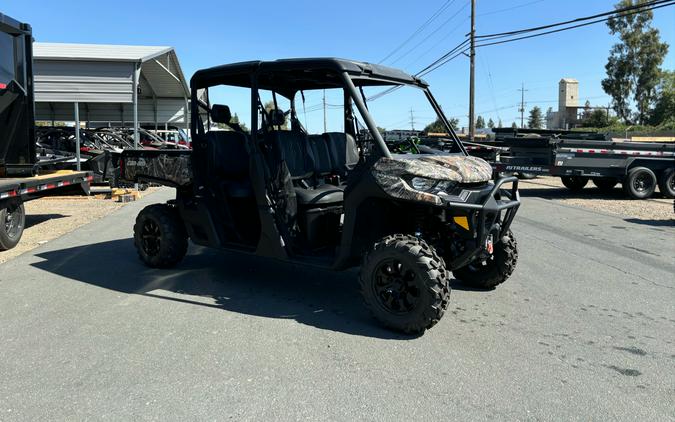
xmin=190 ymin=60 xmax=467 ymax=160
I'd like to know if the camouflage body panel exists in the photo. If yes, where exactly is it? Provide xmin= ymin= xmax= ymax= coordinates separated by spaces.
xmin=123 ymin=153 xmax=193 ymax=186
xmin=372 ymin=155 xmax=493 ymax=205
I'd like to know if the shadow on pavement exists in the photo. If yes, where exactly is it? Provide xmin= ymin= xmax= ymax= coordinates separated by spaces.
xmin=623 ymin=217 xmax=674 ymax=227
xmin=31 ymin=238 xmax=415 ymax=340
xmin=518 ymin=187 xmax=627 ymax=200
xmin=25 ymin=213 xmax=67 ymax=229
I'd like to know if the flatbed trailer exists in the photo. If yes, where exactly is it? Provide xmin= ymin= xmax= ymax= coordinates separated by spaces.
xmin=483 ymin=129 xmax=675 ymax=199
xmin=0 ymin=170 xmax=92 ymax=250
xmin=1 ymin=14 xmax=93 ymax=251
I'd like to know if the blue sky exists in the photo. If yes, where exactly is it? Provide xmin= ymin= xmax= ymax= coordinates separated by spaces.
xmin=4 ymin=0 xmax=674 ymax=132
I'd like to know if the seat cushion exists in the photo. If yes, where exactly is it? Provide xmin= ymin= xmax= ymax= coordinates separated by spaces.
xmin=295 ymin=184 xmax=344 ymax=206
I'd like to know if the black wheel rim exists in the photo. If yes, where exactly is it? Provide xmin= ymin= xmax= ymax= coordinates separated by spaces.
xmin=633 ymin=173 xmax=653 ymax=192
xmin=3 ymin=204 xmax=22 ymax=240
xmin=141 ymin=219 xmax=161 ymax=256
xmin=669 ymin=174 xmax=675 ymax=191
xmin=373 ymin=259 xmax=421 ymax=314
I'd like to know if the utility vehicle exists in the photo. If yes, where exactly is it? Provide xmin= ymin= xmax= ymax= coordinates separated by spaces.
xmin=119 ymin=58 xmax=521 ymax=333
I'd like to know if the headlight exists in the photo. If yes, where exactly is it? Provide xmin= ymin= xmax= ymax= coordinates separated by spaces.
xmin=408 ymin=177 xmax=456 ymax=194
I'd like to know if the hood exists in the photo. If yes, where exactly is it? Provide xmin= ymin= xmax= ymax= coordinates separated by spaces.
xmin=373 ymin=155 xmax=493 ymax=183
xmin=371 ymin=155 xmax=493 ymax=205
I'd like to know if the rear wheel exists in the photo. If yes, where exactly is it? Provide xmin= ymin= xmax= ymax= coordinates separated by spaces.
xmin=0 ymin=202 xmax=25 ymax=251
xmin=623 ymin=167 xmax=657 ymax=199
xmin=360 ymin=234 xmax=450 ymax=334
xmin=452 ymin=230 xmax=518 ymax=290
xmin=133 ymin=204 xmax=188 ymax=268
xmin=592 ymin=177 xmax=618 ymax=192
xmin=657 ymin=168 xmax=675 ymax=198
xmin=561 ymin=176 xmax=588 ymax=191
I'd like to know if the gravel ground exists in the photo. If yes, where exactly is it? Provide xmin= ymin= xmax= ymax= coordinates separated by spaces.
xmin=518 ymin=176 xmax=674 ymax=223
xmin=0 ymin=188 xmax=157 ymax=265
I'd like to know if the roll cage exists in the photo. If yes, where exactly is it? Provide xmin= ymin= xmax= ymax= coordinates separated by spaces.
xmin=189 ymin=58 xmax=467 ymax=158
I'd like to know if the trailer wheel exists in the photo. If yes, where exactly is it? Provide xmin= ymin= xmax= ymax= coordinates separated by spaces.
xmin=133 ymin=204 xmax=188 ymax=268
xmin=657 ymin=168 xmax=675 ymax=198
xmin=624 ymin=167 xmax=657 ymax=199
xmin=561 ymin=176 xmax=588 ymax=191
xmin=592 ymin=177 xmax=618 ymax=192
xmin=0 ymin=202 xmax=26 ymax=251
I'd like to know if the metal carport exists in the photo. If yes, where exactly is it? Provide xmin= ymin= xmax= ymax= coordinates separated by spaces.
xmin=32 ymin=42 xmax=190 ymax=158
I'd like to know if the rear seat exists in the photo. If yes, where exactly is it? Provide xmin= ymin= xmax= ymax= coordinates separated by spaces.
xmin=265 ymin=130 xmax=343 ymax=206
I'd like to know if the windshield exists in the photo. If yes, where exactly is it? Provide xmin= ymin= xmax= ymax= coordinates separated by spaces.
xmin=355 ymin=82 xmax=464 ymax=156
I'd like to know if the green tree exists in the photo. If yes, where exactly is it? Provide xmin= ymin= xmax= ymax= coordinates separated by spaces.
xmin=602 ymin=0 xmax=669 ymax=124
xmin=528 ymin=106 xmax=544 ymax=129
xmin=511 ymin=122 xmax=518 ymax=129
xmin=581 ymin=109 xmax=611 ymax=128
xmin=423 ymin=117 xmax=459 ymax=133
xmin=498 ymin=119 xmax=503 ymax=128
xmin=649 ymin=70 xmax=675 ymax=125
xmin=487 ymin=118 xmax=495 ymax=129
xmin=475 ymin=115 xmax=486 ymax=129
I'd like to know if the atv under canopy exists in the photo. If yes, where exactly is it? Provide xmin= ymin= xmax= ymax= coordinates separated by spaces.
xmin=191 ymin=58 xmax=428 ymax=96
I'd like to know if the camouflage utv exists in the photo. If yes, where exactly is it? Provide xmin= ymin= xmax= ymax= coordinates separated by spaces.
xmin=120 ymin=58 xmax=521 ymax=334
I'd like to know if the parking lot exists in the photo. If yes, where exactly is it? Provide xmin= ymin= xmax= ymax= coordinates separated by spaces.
xmin=1 ymin=188 xmax=673 ymax=420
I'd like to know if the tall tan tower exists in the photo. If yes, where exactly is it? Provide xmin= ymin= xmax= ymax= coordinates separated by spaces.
xmin=559 ymin=78 xmax=578 ymax=129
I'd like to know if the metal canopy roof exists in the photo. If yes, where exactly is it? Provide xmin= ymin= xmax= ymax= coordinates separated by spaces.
xmin=32 ymin=42 xmax=190 ymax=127
xmin=34 ymin=43 xmax=174 ymax=63
xmin=33 ymin=42 xmax=189 ymax=103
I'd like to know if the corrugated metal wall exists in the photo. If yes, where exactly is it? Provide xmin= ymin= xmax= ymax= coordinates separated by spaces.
xmin=34 ymin=60 xmax=134 ymax=103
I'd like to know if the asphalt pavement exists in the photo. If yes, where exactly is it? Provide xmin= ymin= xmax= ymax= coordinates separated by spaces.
xmin=1 ymin=188 xmax=673 ymax=421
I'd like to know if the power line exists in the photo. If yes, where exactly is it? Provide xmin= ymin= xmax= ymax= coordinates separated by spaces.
xmin=475 ymin=0 xmax=673 ymax=42
xmin=518 ymin=83 xmax=528 ymax=129
xmin=379 ymin=0 xmax=459 ymax=64
xmin=389 ymin=1 xmax=470 ymax=66
xmin=478 ymin=0 xmax=548 ymax=17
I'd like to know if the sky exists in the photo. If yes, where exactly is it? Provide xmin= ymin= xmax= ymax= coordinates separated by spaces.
xmin=3 ymin=0 xmax=674 ymax=132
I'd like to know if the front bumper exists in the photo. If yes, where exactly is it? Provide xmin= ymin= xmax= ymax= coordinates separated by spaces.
xmin=444 ymin=176 xmax=521 ymax=268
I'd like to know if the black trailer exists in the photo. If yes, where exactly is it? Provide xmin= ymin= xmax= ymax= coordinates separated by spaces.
xmin=0 ymin=13 xmax=92 ymax=250
xmin=486 ymin=128 xmax=675 ymax=199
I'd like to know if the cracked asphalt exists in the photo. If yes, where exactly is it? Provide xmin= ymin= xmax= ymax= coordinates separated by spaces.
xmin=1 ymin=188 xmax=673 ymax=421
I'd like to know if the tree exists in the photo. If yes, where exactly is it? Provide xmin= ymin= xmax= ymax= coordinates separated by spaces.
xmin=475 ymin=115 xmax=486 ymax=129
xmin=423 ymin=117 xmax=459 ymax=133
xmin=528 ymin=106 xmax=543 ymax=129
xmin=498 ymin=119 xmax=503 ymax=128
xmin=602 ymin=0 xmax=669 ymax=124
xmin=581 ymin=109 xmax=611 ymax=128
xmin=487 ymin=118 xmax=495 ymax=129
xmin=582 ymin=100 xmax=592 ymax=120
xmin=511 ymin=122 xmax=518 ymax=129
xmin=649 ymin=70 xmax=675 ymax=125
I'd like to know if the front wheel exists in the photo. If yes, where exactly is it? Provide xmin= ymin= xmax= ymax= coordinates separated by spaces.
xmin=359 ymin=234 xmax=450 ymax=334
xmin=0 ymin=202 xmax=25 ymax=251
xmin=452 ymin=230 xmax=518 ymax=290
xmin=133 ymin=204 xmax=188 ymax=268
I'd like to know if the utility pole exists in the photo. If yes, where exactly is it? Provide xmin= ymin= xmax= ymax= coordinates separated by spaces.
xmin=518 ymin=82 xmax=528 ymax=128
xmin=468 ymin=0 xmax=476 ymax=141
xmin=322 ymin=89 xmax=327 ymax=133
xmin=410 ymin=108 xmax=415 ymax=130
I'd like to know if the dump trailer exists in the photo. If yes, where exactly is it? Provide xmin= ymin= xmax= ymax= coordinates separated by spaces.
xmin=0 ymin=13 xmax=91 ymax=250
xmin=488 ymin=128 xmax=674 ymax=199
